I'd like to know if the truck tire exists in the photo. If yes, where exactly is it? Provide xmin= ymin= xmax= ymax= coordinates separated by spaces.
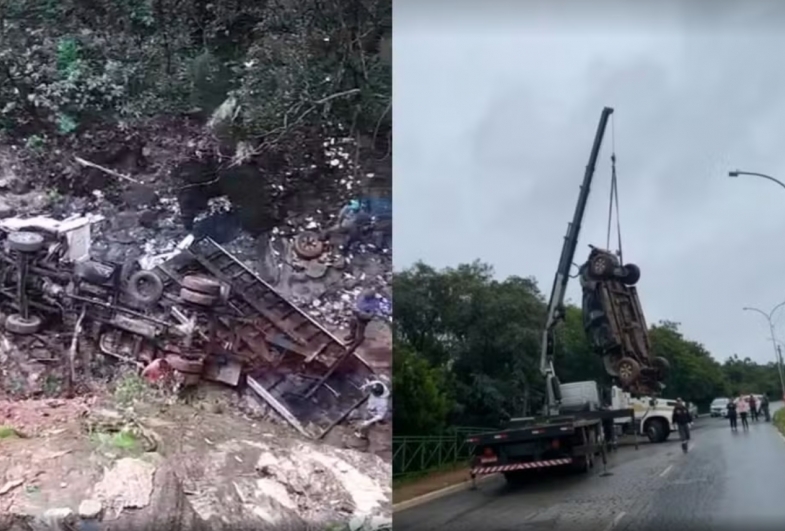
xmin=5 ymin=314 xmax=42 ymax=335
xmin=616 ymin=357 xmax=641 ymax=386
xmin=620 ymin=263 xmax=641 ymax=285
xmin=180 ymin=287 xmax=217 ymax=307
xmin=127 ymin=270 xmax=164 ymax=305
xmin=181 ymin=275 xmax=222 ymax=296
xmin=8 ymin=231 xmax=45 ymax=253
xmin=645 ymin=418 xmax=669 ymax=443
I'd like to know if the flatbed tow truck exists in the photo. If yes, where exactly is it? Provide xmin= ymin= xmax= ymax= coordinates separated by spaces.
xmin=467 ymin=107 xmax=639 ymax=484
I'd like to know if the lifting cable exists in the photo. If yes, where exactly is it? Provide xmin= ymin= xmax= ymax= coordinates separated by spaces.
xmin=605 ymin=113 xmax=625 ymax=265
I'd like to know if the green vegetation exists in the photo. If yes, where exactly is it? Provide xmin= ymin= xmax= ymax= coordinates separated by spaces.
xmin=774 ymin=408 xmax=785 ymax=435
xmin=394 ymin=261 xmax=783 ymax=436
xmin=0 ymin=425 xmax=19 ymax=439
xmin=0 ymin=0 xmax=391 ymax=171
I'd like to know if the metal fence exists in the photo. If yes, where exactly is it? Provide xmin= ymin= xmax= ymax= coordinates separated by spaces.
xmin=392 ymin=427 xmax=494 ymax=478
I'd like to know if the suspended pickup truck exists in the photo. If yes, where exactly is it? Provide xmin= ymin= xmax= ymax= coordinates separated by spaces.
xmin=579 ymin=246 xmax=668 ymax=396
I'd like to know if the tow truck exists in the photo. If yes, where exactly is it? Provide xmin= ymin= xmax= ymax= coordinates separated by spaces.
xmin=467 ymin=107 xmax=641 ymax=484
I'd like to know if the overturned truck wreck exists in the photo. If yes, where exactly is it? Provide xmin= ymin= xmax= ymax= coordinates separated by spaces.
xmin=0 ymin=215 xmax=376 ymax=439
xmin=579 ymin=246 xmax=669 ymax=396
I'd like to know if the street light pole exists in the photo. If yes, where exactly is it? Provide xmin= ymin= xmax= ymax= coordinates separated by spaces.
xmin=743 ymin=304 xmax=785 ymax=401
xmin=728 ymin=170 xmax=785 ymax=191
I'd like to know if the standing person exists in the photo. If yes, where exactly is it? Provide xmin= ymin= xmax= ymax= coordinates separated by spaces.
xmin=727 ymin=398 xmax=738 ymax=431
xmin=737 ymin=394 xmax=750 ymax=431
xmin=355 ymin=379 xmax=390 ymax=439
xmin=761 ymin=394 xmax=771 ymax=422
xmin=749 ymin=395 xmax=758 ymax=422
xmin=672 ymin=398 xmax=693 ymax=452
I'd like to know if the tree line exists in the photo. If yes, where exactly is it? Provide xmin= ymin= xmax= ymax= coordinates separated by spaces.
xmin=393 ymin=261 xmax=782 ymax=436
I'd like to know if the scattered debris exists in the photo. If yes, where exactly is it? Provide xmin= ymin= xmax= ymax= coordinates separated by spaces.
xmin=0 ymin=212 xmax=379 ymax=439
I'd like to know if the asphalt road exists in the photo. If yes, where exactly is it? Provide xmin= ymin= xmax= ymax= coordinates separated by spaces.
xmin=395 ymin=409 xmax=785 ymax=531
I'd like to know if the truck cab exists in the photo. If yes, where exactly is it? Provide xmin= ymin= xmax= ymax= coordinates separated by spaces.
xmin=609 ymin=386 xmax=675 ymax=443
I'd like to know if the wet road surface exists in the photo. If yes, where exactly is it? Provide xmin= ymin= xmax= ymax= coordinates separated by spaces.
xmin=395 ymin=408 xmax=785 ymax=531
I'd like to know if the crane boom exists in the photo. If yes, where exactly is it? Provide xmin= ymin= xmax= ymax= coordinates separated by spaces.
xmin=540 ymin=106 xmax=614 ymax=415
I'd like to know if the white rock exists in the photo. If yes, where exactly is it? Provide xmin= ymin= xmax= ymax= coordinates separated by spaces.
xmin=78 ymin=498 xmax=103 ymax=519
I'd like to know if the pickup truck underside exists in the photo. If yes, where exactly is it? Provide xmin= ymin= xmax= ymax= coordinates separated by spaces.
xmin=579 ymin=247 xmax=668 ymax=396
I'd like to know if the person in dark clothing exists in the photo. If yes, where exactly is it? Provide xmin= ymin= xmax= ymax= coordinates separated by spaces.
xmin=726 ymin=400 xmax=738 ymax=431
xmin=761 ymin=395 xmax=771 ymax=422
xmin=749 ymin=395 xmax=759 ymax=422
xmin=672 ymin=398 xmax=693 ymax=452
xmin=344 ymin=289 xmax=385 ymax=345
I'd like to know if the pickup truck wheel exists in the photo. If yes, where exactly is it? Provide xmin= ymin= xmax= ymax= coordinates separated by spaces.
xmin=620 ymin=263 xmax=641 ymax=285
xmin=645 ymin=418 xmax=668 ymax=443
xmin=589 ymin=253 xmax=615 ymax=278
xmin=293 ymin=230 xmax=325 ymax=259
xmin=616 ymin=357 xmax=641 ymax=386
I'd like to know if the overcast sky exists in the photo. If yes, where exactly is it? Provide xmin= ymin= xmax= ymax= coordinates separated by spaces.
xmin=393 ymin=0 xmax=785 ymax=365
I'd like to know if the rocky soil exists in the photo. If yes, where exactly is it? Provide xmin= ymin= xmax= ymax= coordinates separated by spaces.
xmin=0 ymin=387 xmax=391 ymax=530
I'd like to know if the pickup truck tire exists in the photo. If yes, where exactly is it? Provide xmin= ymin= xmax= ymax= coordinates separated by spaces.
xmin=645 ymin=418 xmax=669 ymax=443
xmin=621 ymin=263 xmax=641 ymax=285
xmin=293 ymin=231 xmax=325 ymax=259
xmin=616 ymin=357 xmax=641 ymax=386
xmin=5 ymin=314 xmax=42 ymax=335
xmin=589 ymin=253 xmax=615 ymax=278
xmin=7 ymin=231 xmax=45 ymax=253
xmin=126 ymin=270 xmax=164 ymax=305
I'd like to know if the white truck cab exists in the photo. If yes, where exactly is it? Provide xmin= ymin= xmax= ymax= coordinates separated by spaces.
xmin=609 ymin=386 xmax=676 ymax=443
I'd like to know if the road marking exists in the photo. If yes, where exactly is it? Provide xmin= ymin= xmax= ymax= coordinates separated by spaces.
xmin=659 ymin=464 xmax=673 ymax=478
xmin=603 ymin=511 xmax=626 ymax=531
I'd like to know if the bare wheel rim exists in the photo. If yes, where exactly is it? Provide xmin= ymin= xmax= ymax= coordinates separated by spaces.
xmin=619 ymin=362 xmax=634 ymax=380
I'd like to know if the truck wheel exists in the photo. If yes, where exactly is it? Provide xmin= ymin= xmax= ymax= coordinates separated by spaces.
xmin=127 ymin=270 xmax=164 ymax=305
xmin=573 ymin=454 xmax=591 ymax=474
xmin=180 ymin=287 xmax=217 ymax=307
xmin=181 ymin=275 xmax=222 ymax=296
xmin=5 ymin=314 xmax=42 ymax=335
xmin=8 ymin=231 xmax=45 ymax=253
xmin=620 ymin=263 xmax=641 ymax=285
xmin=616 ymin=357 xmax=641 ymax=386
xmin=645 ymin=418 xmax=668 ymax=443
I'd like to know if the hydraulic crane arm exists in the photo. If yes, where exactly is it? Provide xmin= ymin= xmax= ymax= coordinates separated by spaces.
xmin=540 ymin=107 xmax=614 ymax=414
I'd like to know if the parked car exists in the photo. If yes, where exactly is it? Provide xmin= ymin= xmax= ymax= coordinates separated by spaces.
xmin=710 ymin=397 xmax=730 ymax=417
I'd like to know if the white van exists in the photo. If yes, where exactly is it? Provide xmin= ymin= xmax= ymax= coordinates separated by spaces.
xmin=710 ymin=397 xmax=730 ymax=417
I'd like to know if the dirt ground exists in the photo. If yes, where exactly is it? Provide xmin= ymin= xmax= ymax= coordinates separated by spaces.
xmin=392 ymin=467 xmax=474 ymax=505
xmin=0 ymin=385 xmax=392 ymax=530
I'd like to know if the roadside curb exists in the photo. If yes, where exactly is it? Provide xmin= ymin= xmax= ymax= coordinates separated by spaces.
xmin=393 ymin=473 xmax=500 ymax=513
